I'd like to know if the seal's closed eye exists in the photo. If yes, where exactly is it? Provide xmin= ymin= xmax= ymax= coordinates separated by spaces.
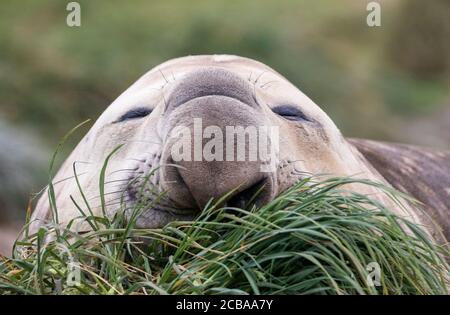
xmin=115 ymin=107 xmax=152 ymax=123
xmin=272 ymin=105 xmax=311 ymax=122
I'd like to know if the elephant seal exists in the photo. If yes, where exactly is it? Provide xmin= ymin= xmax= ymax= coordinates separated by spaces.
xmin=30 ymin=55 xmax=450 ymax=244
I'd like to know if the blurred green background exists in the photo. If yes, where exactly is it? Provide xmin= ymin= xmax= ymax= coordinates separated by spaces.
xmin=0 ymin=0 xmax=449 ymax=235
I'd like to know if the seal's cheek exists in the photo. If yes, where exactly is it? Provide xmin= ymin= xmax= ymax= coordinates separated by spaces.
xmin=273 ymin=121 xmax=335 ymax=175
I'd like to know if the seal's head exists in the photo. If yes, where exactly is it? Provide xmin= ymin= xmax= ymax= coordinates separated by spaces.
xmin=31 ymin=55 xmax=386 ymax=231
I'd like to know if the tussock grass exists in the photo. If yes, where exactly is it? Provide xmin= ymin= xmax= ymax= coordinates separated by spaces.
xmin=0 ymin=133 xmax=448 ymax=295
xmin=0 ymin=175 xmax=448 ymax=295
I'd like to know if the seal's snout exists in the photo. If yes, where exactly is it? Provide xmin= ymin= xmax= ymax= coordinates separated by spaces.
xmin=172 ymin=156 xmax=275 ymax=210
xmin=159 ymin=67 xmax=277 ymax=212
xmin=163 ymin=149 xmax=276 ymax=212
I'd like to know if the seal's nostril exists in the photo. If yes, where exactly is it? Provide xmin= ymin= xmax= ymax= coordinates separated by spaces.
xmin=227 ymin=178 xmax=269 ymax=210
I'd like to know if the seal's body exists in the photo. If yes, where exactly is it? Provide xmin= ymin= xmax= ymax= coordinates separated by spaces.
xmin=31 ymin=55 xmax=450 ymax=244
xmin=350 ymin=139 xmax=450 ymax=242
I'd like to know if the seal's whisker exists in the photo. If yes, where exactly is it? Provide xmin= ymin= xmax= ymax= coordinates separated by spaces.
xmin=159 ymin=162 xmax=187 ymax=171
xmin=125 ymin=139 xmax=162 ymax=145
xmin=111 ymin=152 xmax=158 ymax=164
xmin=92 ymin=193 xmax=132 ymax=206
xmin=96 ymin=199 xmax=132 ymax=209
xmin=125 ymin=158 xmax=146 ymax=162
xmin=291 ymin=170 xmax=312 ymax=176
xmin=107 ymin=193 xmax=129 ymax=203
xmin=159 ymin=68 xmax=169 ymax=84
xmin=131 ymin=149 xmax=162 ymax=157
xmin=88 ymin=190 xmax=128 ymax=201
xmin=104 ymin=178 xmax=136 ymax=185
xmin=51 ymin=172 xmax=89 ymax=187
xmin=97 ymin=180 xmax=161 ymax=204
xmin=161 ymin=89 xmax=168 ymax=112
xmin=73 ymin=160 xmax=93 ymax=165
xmin=102 ymin=176 xmax=141 ymax=189
xmin=253 ymin=70 xmax=269 ymax=85
xmin=103 ymin=184 xmax=125 ymax=193
xmin=287 ymin=159 xmax=306 ymax=164
xmin=108 ymin=168 xmax=139 ymax=176
xmin=260 ymin=80 xmax=279 ymax=89
xmin=105 ymin=183 xmax=128 ymax=191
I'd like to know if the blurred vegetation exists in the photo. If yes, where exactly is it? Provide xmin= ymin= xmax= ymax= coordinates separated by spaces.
xmin=2 ymin=177 xmax=448 ymax=294
xmin=388 ymin=0 xmax=450 ymax=80
xmin=0 ymin=120 xmax=47 ymax=222
xmin=0 ymin=0 xmax=449 ymax=224
xmin=1 ymin=0 xmax=449 ymax=148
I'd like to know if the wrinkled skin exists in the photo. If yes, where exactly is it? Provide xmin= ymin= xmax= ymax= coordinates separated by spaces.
xmin=30 ymin=55 xmax=449 ymax=244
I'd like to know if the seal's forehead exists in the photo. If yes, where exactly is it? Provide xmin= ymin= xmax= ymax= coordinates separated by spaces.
xmin=109 ymin=54 xmax=322 ymax=121
xmin=128 ymin=55 xmax=284 ymax=92
xmin=104 ymin=55 xmax=277 ymax=121
xmin=158 ymin=55 xmax=276 ymax=74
